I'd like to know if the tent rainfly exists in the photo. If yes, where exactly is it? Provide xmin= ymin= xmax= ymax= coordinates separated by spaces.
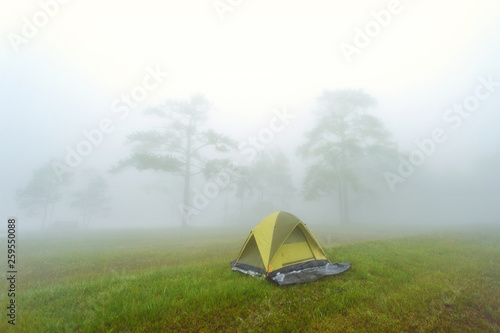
xmin=231 ymin=211 xmax=350 ymax=285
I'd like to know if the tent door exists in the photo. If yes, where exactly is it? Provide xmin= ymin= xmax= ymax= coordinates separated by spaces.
xmin=273 ymin=227 xmax=316 ymax=268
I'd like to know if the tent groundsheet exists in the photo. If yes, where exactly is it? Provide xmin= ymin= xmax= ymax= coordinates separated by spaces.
xmin=269 ymin=262 xmax=350 ymax=285
xmin=231 ymin=259 xmax=350 ymax=285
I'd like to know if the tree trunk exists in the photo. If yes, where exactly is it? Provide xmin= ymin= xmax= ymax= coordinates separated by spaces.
xmin=87 ymin=212 xmax=93 ymax=229
xmin=339 ymin=132 xmax=350 ymax=224
xmin=338 ymin=181 xmax=345 ymax=224
xmin=48 ymin=202 xmax=56 ymax=227
xmin=41 ymin=199 xmax=49 ymax=230
xmin=181 ymin=119 xmax=193 ymax=227
xmin=342 ymin=180 xmax=349 ymax=224
xmin=224 ymin=190 xmax=229 ymax=223
xmin=182 ymin=172 xmax=191 ymax=227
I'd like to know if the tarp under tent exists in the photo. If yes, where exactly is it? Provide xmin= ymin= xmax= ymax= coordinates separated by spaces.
xmin=230 ymin=211 xmax=350 ymax=285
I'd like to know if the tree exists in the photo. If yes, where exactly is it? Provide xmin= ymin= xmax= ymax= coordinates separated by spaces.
xmin=234 ymin=165 xmax=255 ymax=212
xmin=16 ymin=163 xmax=71 ymax=229
xmin=70 ymin=172 xmax=110 ymax=229
xmin=234 ymin=149 xmax=294 ymax=214
xmin=297 ymin=89 xmax=397 ymax=224
xmin=251 ymin=149 xmax=294 ymax=208
xmin=112 ymin=94 xmax=235 ymax=226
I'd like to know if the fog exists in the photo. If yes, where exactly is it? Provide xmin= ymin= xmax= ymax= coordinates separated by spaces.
xmin=1 ymin=0 xmax=500 ymax=232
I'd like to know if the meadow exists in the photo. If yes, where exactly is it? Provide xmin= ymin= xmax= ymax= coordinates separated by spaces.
xmin=1 ymin=224 xmax=499 ymax=332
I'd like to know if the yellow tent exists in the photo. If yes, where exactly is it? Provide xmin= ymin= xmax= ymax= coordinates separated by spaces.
xmin=231 ymin=211 xmax=350 ymax=285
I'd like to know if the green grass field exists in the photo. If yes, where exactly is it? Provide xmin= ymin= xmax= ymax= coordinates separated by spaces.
xmin=1 ymin=225 xmax=499 ymax=332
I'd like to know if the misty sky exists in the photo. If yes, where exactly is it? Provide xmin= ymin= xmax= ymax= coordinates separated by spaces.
xmin=1 ymin=0 xmax=500 ymax=227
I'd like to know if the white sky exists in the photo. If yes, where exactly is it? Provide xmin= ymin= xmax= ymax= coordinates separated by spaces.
xmin=2 ymin=1 xmax=499 ymax=116
xmin=1 ymin=0 xmax=500 ymax=222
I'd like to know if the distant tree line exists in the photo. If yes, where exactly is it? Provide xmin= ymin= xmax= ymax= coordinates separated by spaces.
xmin=21 ymin=88 xmax=499 ymax=228
xmin=16 ymin=166 xmax=110 ymax=230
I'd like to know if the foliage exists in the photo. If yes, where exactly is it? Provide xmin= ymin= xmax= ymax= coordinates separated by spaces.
xmin=16 ymin=163 xmax=71 ymax=229
xmin=112 ymin=94 xmax=236 ymax=226
xmin=251 ymin=150 xmax=294 ymax=206
xmin=232 ymin=149 xmax=294 ymax=214
xmin=70 ymin=172 xmax=110 ymax=228
xmin=298 ymin=89 xmax=397 ymax=223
